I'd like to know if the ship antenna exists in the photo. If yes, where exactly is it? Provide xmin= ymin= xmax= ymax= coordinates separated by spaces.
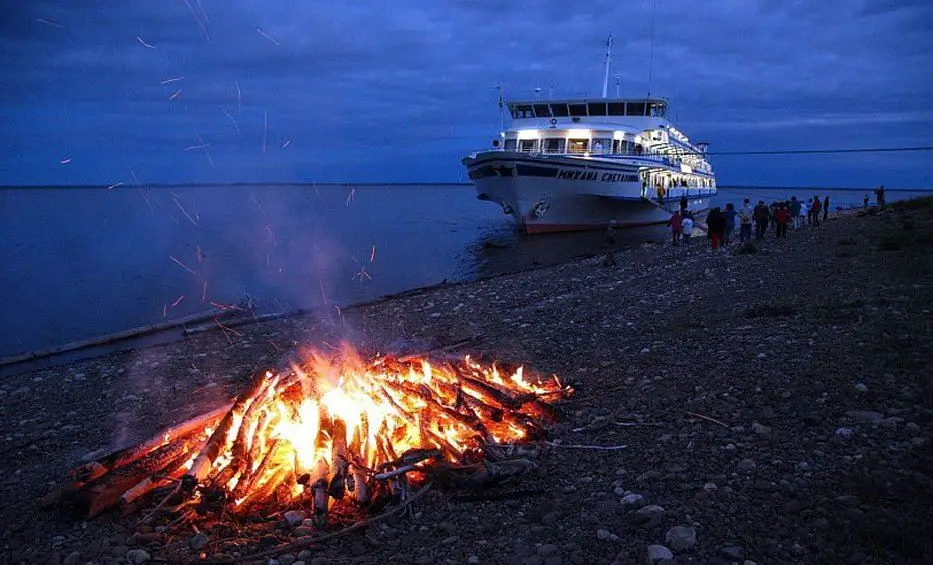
xmin=601 ymin=34 xmax=612 ymax=99
xmin=647 ymin=0 xmax=657 ymax=97
xmin=496 ymin=85 xmax=506 ymax=133
xmin=615 ymin=74 xmax=621 ymax=97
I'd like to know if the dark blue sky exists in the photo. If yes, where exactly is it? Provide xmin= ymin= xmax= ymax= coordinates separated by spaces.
xmin=2 ymin=0 xmax=932 ymax=187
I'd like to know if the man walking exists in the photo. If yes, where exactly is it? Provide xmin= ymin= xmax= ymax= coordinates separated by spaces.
xmin=738 ymin=198 xmax=753 ymax=243
xmin=753 ymin=200 xmax=770 ymax=239
xmin=790 ymin=196 xmax=802 ymax=229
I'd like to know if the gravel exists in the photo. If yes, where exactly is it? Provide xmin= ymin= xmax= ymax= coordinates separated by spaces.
xmin=2 ymin=205 xmax=933 ymax=564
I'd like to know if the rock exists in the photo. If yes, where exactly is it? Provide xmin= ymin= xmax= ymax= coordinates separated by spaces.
xmin=722 ymin=545 xmax=745 ymax=559
xmin=63 ymin=552 xmax=82 ymax=565
xmin=835 ymin=427 xmax=855 ymax=438
xmin=645 ymin=544 xmax=674 ymax=564
xmin=633 ymin=505 xmax=666 ymax=528
xmin=854 ymin=383 xmax=868 ymax=392
xmin=278 ymin=554 xmax=297 ymax=565
xmin=847 ymin=410 xmax=884 ymax=422
xmin=11 ymin=386 xmax=30 ymax=397
xmin=293 ymin=526 xmax=314 ymax=537
xmin=756 ymin=353 xmax=767 ymax=359
xmin=736 ymin=458 xmax=757 ymax=473
xmin=467 ymin=556 xmax=480 ymax=564
xmin=640 ymin=348 xmax=651 ymax=355
xmin=597 ymin=529 xmax=612 ymax=540
xmin=292 ymin=562 xmax=306 ymax=565
xmin=537 ymin=544 xmax=558 ymax=557
xmin=283 ymin=510 xmax=307 ymax=527
xmin=621 ymin=493 xmax=647 ymax=508
xmin=703 ymin=482 xmax=718 ymax=491
xmin=636 ymin=470 xmax=661 ymax=484
xmin=665 ymin=525 xmax=698 ymax=551
xmin=350 ymin=542 xmax=366 ymax=556
xmin=752 ymin=422 xmax=771 ymax=435
xmin=189 ymin=533 xmax=209 ymax=551
xmin=125 ymin=549 xmax=151 ymax=564
xmin=297 ymin=551 xmax=313 ymax=561
xmin=111 ymin=545 xmax=130 ymax=558
xmin=873 ymin=417 xmax=900 ymax=429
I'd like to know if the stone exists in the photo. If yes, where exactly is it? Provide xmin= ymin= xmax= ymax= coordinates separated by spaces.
xmin=189 ymin=533 xmax=209 ymax=551
xmin=835 ymin=427 xmax=855 ymax=438
xmin=349 ymin=542 xmax=366 ymax=556
xmin=722 ymin=545 xmax=745 ymax=559
xmin=283 ymin=510 xmax=307 ymax=527
xmin=537 ymin=544 xmax=558 ymax=557
xmin=293 ymin=526 xmax=314 ymax=537
xmin=752 ymin=422 xmax=771 ymax=435
xmin=621 ymin=493 xmax=647 ymax=508
xmin=125 ymin=549 xmax=151 ymax=564
xmin=736 ymin=458 xmax=757 ymax=473
xmin=665 ymin=525 xmax=698 ymax=551
xmin=847 ymin=410 xmax=884 ymax=422
xmin=278 ymin=554 xmax=297 ymax=565
xmin=467 ymin=556 xmax=480 ymax=564
xmin=63 ymin=552 xmax=82 ymax=565
xmin=597 ymin=529 xmax=612 ymax=540
xmin=645 ymin=544 xmax=674 ymax=564
xmin=297 ymin=551 xmax=313 ymax=561
xmin=854 ymin=383 xmax=868 ymax=392
xmin=633 ymin=505 xmax=665 ymax=529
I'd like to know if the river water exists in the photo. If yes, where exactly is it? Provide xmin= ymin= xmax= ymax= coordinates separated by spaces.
xmin=1 ymin=184 xmax=930 ymax=359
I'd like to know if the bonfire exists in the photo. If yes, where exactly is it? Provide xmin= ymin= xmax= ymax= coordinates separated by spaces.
xmin=49 ymin=347 xmax=571 ymax=540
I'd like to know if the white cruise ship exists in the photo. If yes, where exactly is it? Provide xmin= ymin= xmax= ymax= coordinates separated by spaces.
xmin=462 ymin=39 xmax=716 ymax=234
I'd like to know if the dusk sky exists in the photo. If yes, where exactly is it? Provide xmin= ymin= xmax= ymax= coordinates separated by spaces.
xmin=2 ymin=0 xmax=932 ymax=188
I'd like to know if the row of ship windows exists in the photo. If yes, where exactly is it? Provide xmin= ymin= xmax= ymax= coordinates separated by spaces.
xmin=510 ymin=102 xmax=667 ymax=120
xmin=505 ymin=138 xmax=643 ymax=155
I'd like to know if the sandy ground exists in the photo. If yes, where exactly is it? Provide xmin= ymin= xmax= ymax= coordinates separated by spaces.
xmin=2 ymin=202 xmax=932 ymax=565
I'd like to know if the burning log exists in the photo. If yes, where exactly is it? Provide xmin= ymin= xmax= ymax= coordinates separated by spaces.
xmin=57 ymin=348 xmax=572 ymax=532
xmin=71 ymin=404 xmax=230 ymax=487
xmin=182 ymin=371 xmax=275 ymax=493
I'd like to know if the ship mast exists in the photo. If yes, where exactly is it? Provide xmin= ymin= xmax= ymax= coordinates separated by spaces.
xmin=601 ymin=35 xmax=612 ymax=99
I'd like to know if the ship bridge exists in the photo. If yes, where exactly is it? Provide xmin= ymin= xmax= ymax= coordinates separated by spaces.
xmin=507 ymin=98 xmax=669 ymax=121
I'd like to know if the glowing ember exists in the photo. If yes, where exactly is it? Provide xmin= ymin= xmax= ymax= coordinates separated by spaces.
xmin=58 ymin=347 xmax=571 ymax=522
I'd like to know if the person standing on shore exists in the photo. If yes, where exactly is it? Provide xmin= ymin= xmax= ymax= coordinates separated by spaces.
xmin=723 ymin=203 xmax=737 ymax=245
xmin=753 ymin=200 xmax=770 ymax=239
xmin=774 ymin=203 xmax=790 ymax=238
xmin=823 ymin=196 xmax=830 ymax=221
xmin=706 ymin=207 xmax=726 ymax=249
xmin=790 ymin=197 xmax=802 ymax=230
xmin=875 ymin=185 xmax=886 ymax=208
xmin=682 ymin=214 xmax=694 ymax=246
xmin=739 ymin=198 xmax=753 ymax=242
xmin=864 ymin=194 xmax=870 ymax=210
xmin=811 ymin=196 xmax=822 ymax=226
xmin=680 ymin=194 xmax=688 ymax=215
xmin=669 ymin=210 xmax=683 ymax=246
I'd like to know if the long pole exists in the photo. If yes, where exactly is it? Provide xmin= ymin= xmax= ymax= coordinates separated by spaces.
xmin=647 ymin=0 xmax=657 ymax=97
xmin=601 ymin=35 xmax=612 ymax=99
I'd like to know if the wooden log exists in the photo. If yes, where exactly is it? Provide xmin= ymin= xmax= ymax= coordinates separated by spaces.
xmin=183 ymin=371 xmax=273 ymax=492
xmin=210 ymin=374 xmax=279 ymax=490
xmin=0 ymin=309 xmax=228 ymax=368
xmin=118 ymin=441 xmax=202 ymax=508
xmin=72 ymin=404 xmax=230 ymax=487
xmin=72 ymin=440 xmax=194 ymax=518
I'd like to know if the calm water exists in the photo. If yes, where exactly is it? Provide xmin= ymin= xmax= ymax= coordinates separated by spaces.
xmin=1 ymin=184 xmax=930 ymax=359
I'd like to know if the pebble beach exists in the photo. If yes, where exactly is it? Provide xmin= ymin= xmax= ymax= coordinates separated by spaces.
xmin=2 ymin=200 xmax=932 ymax=565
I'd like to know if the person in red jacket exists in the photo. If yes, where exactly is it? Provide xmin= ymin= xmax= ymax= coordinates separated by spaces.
xmin=774 ymin=203 xmax=791 ymax=238
xmin=669 ymin=210 xmax=683 ymax=246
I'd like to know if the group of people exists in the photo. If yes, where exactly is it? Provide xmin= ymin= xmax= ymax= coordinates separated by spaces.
xmin=667 ymin=195 xmax=835 ymax=248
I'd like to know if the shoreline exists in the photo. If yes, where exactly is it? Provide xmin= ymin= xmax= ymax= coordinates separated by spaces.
xmin=2 ymin=202 xmax=932 ymax=564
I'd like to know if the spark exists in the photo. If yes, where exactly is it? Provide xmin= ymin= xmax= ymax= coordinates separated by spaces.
xmin=352 ymin=267 xmax=372 ymax=282
xmin=235 ymin=81 xmax=241 ymax=112
xmin=172 ymin=295 xmax=185 ymax=308
xmin=249 ymin=193 xmax=265 ymax=215
xmin=172 ymin=195 xmax=199 ymax=226
xmin=196 ymin=245 xmax=205 ymax=263
xmin=160 ymin=76 xmax=184 ymax=84
xmin=37 ymin=18 xmax=64 ymax=28
xmin=264 ymin=225 xmax=277 ymax=244
xmin=137 ymin=36 xmax=155 ymax=49
xmin=163 ymin=305 xmax=168 ymax=318
xmin=169 ymin=89 xmax=182 ymax=100
xmin=60 ymin=158 xmax=71 ymax=164
xmin=223 ymin=109 xmax=240 ymax=135
xmin=181 ymin=0 xmax=212 ymax=43
xmin=195 ymin=0 xmax=210 ymax=23
xmin=346 ymin=186 xmax=355 ymax=207
xmin=256 ymin=28 xmax=280 ymax=46
xmin=281 ymin=140 xmax=291 ymax=148
xmin=169 ymin=255 xmax=198 ymax=277
xmin=335 ymin=305 xmax=341 ymax=317
xmin=201 ymin=281 xmax=208 ymax=303
xmin=262 ymin=110 xmax=267 ymax=155
xmin=185 ymin=142 xmax=210 ymax=151
xmin=370 ymin=244 xmax=377 ymax=263
xmin=106 ymin=182 xmax=123 ymax=190
xmin=128 ymin=164 xmax=154 ymax=214
xmin=319 ymin=281 xmax=328 ymax=305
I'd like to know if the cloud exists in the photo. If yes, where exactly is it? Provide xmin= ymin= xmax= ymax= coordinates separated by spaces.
xmin=1 ymin=0 xmax=931 ymax=186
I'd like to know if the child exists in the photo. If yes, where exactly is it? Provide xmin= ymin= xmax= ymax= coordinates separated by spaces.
xmin=682 ymin=214 xmax=694 ymax=246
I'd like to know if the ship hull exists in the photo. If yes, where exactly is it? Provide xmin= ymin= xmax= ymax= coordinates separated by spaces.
xmin=464 ymin=152 xmax=713 ymax=234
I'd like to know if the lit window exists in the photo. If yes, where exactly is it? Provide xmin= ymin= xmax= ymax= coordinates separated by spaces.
xmin=518 ymin=139 xmax=537 ymax=152
xmin=568 ymin=139 xmax=588 ymax=154
xmin=543 ymin=138 xmax=565 ymax=153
